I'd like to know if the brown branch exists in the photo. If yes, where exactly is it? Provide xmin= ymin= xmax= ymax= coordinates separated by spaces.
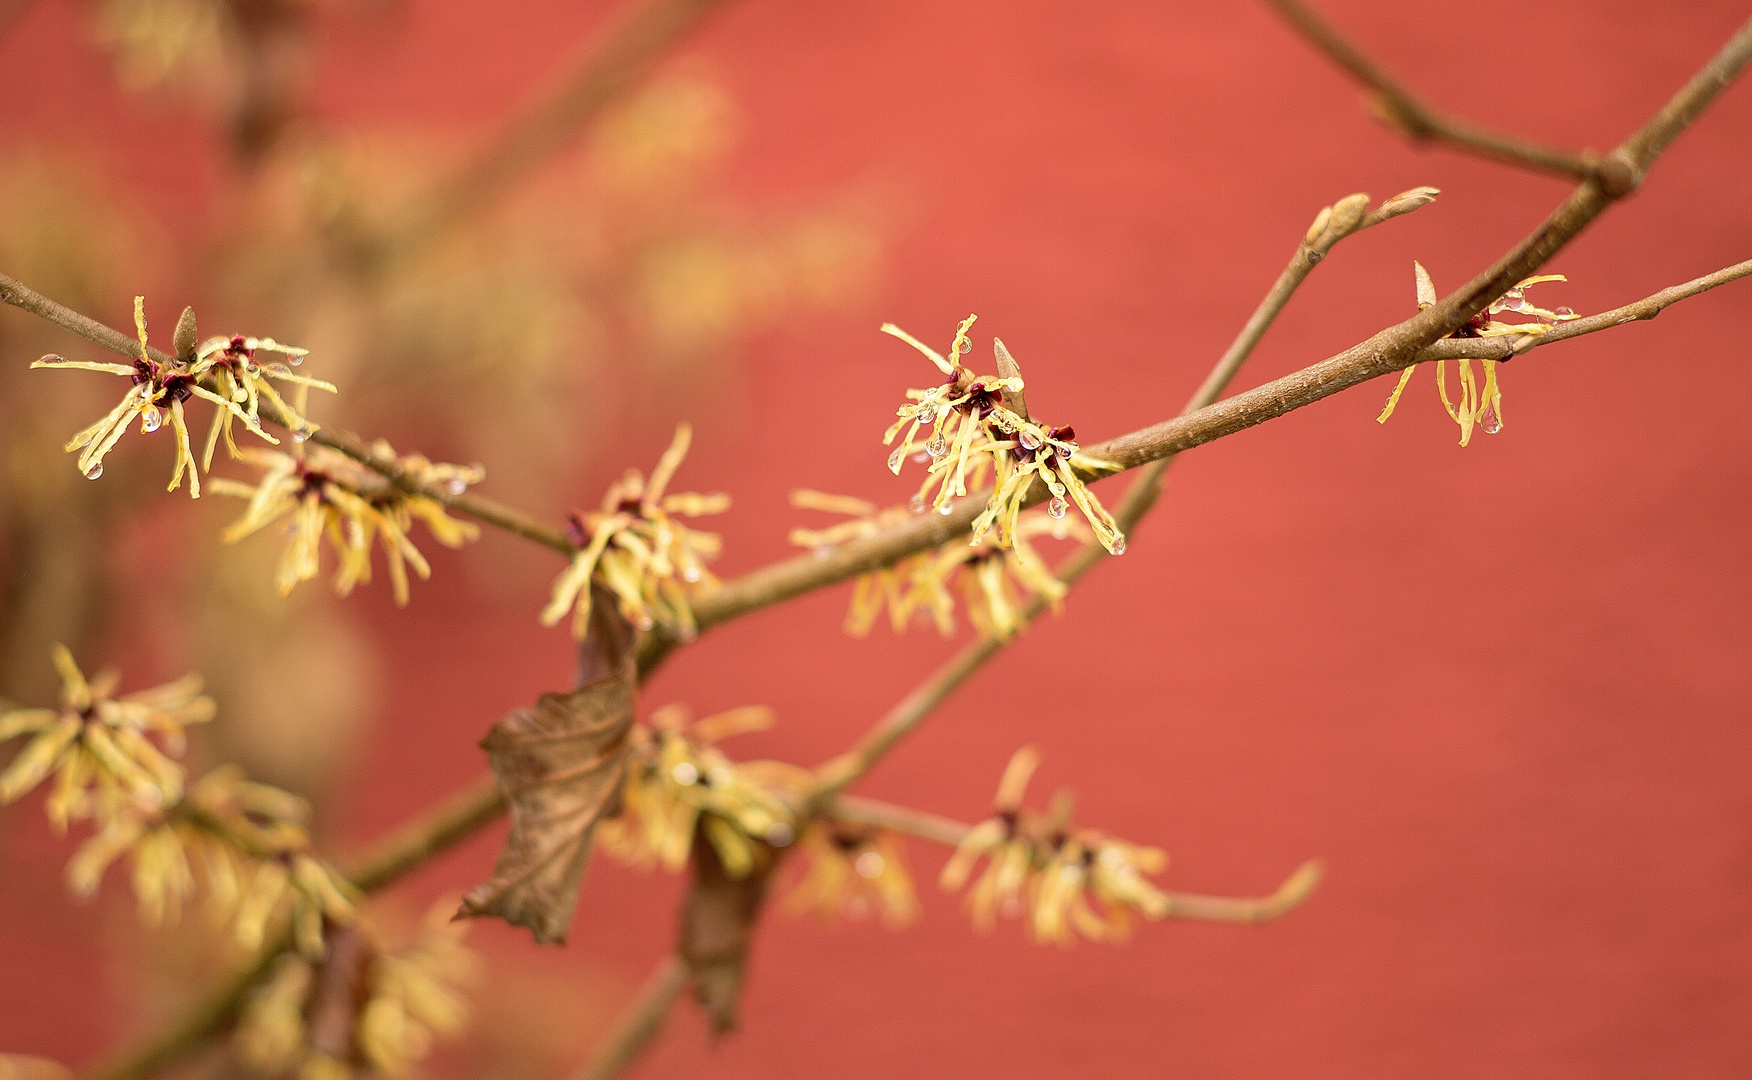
xmin=364 ymin=0 xmax=734 ymax=267
xmin=1264 ymin=0 xmax=1597 ymax=181
xmin=0 ymin=272 xmax=578 ymax=558
xmin=642 ymin=8 xmax=1752 ymax=665
xmin=829 ymin=795 xmax=1325 ymax=924
xmin=571 ymin=955 xmax=692 ymax=1080
xmin=809 ymin=189 xmax=1427 ymax=805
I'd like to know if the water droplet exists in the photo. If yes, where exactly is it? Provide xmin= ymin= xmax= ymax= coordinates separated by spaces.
xmin=938 ymin=503 xmax=954 ymax=516
xmin=812 ymin=544 xmax=832 ymax=561
xmin=888 ymin=448 xmax=906 ymax=471
xmin=84 ymin=462 xmax=103 ymax=480
xmin=291 ymin=427 xmax=309 ymax=443
xmin=1059 ymin=864 xmax=1081 ymax=883
xmin=232 ymin=386 xmax=248 ymax=402
xmin=1498 ymin=289 xmax=1526 ymax=312
xmin=141 ymin=407 xmax=162 ymax=433
xmin=911 ymin=451 xmax=930 ymax=463
xmin=925 ymin=436 xmax=948 ymax=458
xmin=855 ymin=851 xmax=885 ymax=879
xmin=1554 ymin=306 xmax=1575 ymax=319
xmin=1050 ymin=524 xmax=1068 ymax=540
xmin=1019 ymin=429 xmax=1043 ymax=451
xmin=446 ymin=478 xmax=468 ymax=495
xmin=672 ymin=762 xmax=699 ymax=786
xmin=38 ymin=354 xmax=65 ymax=364
xmin=682 ymin=565 xmax=702 ymax=583
xmin=957 ymin=338 xmax=972 ymax=354
xmin=908 ymin=494 xmax=926 ymax=514
xmin=636 ymin=615 xmax=655 ymax=632
xmin=915 ymin=404 xmax=937 ymax=426
xmin=1047 ymin=497 xmax=1067 ymax=519
xmin=1479 ymin=404 xmax=1502 ymax=435
xmin=676 ymin=624 xmax=698 ymax=643
xmin=289 ymin=354 xmax=304 ymax=367
xmin=766 ymin=822 xmax=795 ymax=847
xmin=1110 ymin=537 xmax=1127 ymax=556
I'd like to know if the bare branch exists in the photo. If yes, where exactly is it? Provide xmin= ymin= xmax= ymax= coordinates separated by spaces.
xmin=1265 ymin=0 xmax=1596 ymax=181
xmin=365 ymin=0 xmax=734 ymax=267
xmin=571 ymin=956 xmax=692 ymax=1080
xmin=830 ymin=795 xmax=1325 ymax=924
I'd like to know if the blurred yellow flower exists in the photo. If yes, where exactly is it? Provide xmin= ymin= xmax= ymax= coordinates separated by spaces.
xmin=0 ymin=645 xmax=212 ymax=831
xmin=791 ymin=490 xmax=1087 ymax=640
xmin=237 ymin=907 xmax=473 ymax=1077
xmin=541 ymin=423 xmax=728 ymax=639
xmin=599 ymin=704 xmax=794 ymax=878
xmin=941 ymin=747 xmax=1172 ymax=944
xmin=210 ymin=444 xmax=479 ymax=606
xmin=783 ymin=823 xmax=917 ymax=927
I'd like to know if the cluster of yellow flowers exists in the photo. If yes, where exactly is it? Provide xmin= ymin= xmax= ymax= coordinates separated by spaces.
xmin=1378 ymin=263 xmax=1580 ymax=445
xmin=236 ymin=909 xmax=473 ymax=1080
xmin=30 ymin=299 xmax=484 ymax=606
xmin=542 ymin=423 xmax=728 ymax=639
xmin=598 ymin=703 xmax=797 ymax=878
xmin=32 ymin=298 xmax=331 ymax=491
xmin=882 ymin=316 xmax=1125 ymax=555
xmin=783 ymin=823 xmax=918 ymax=926
xmin=790 ymin=489 xmax=1088 ymax=641
xmin=940 ymin=747 xmax=1172 ymax=944
xmin=0 ymin=648 xmax=360 ymax=958
xmin=210 ymin=443 xmax=481 ymax=606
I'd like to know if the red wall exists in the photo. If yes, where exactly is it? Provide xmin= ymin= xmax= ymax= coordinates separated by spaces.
xmin=2 ymin=1 xmax=1750 ymax=1076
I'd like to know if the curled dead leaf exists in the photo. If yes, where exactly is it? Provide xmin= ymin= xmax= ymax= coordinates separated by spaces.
xmin=458 ymin=590 xmax=637 ymax=944
xmin=678 ymin=819 xmax=779 ymax=1035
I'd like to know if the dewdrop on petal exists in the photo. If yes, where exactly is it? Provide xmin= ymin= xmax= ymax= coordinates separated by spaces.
xmin=879 ymin=317 xmax=1125 ymax=554
xmin=1377 ymin=262 xmax=1579 ymax=446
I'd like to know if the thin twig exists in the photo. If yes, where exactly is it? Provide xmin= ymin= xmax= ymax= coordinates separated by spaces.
xmin=1264 ymin=0 xmax=1597 ymax=181
xmin=365 ymin=0 xmax=734 ymax=267
xmin=571 ymin=956 xmax=692 ymax=1080
xmin=0 ymin=272 xmax=577 ymax=557
xmin=809 ymin=191 xmax=1427 ymax=805
xmin=829 ymin=795 xmax=1325 ymax=923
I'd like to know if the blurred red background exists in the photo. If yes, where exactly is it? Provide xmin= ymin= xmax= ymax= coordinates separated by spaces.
xmin=2 ymin=0 xmax=1750 ymax=1077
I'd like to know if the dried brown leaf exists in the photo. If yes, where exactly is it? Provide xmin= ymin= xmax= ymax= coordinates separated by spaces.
xmin=678 ymin=821 xmax=779 ymax=1035
xmin=305 ymin=924 xmax=375 ymax=1059
xmin=458 ymin=592 xmax=636 ymax=944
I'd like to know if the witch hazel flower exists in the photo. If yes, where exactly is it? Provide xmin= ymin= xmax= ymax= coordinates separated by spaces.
xmin=783 ymin=823 xmax=918 ymax=927
xmin=542 ymin=423 xmax=728 ymax=639
xmin=209 ymin=443 xmax=478 ymax=605
xmin=940 ymin=746 xmax=1173 ymax=944
xmin=597 ymin=704 xmax=795 ymax=879
xmin=0 ymin=645 xmax=214 ymax=832
xmin=788 ymin=490 xmax=934 ymax=636
xmin=30 ymin=298 xmax=305 ymax=493
xmin=191 ymin=332 xmax=335 ymax=468
xmin=880 ymin=315 xmax=1125 ymax=555
xmin=1378 ymin=262 xmax=1579 ymax=446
